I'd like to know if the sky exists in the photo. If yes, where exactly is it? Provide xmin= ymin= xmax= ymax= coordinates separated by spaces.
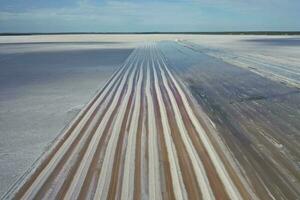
xmin=0 ymin=0 xmax=299 ymax=33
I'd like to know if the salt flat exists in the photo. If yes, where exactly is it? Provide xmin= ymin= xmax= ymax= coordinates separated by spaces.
xmin=0 ymin=40 xmax=133 ymax=196
xmin=1 ymin=34 xmax=299 ymax=200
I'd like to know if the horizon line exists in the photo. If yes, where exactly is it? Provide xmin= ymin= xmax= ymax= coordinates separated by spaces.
xmin=1 ymin=31 xmax=300 ymax=36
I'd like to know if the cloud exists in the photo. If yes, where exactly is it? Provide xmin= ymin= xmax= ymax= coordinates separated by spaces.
xmin=0 ymin=0 xmax=299 ymax=32
xmin=0 ymin=0 xmax=206 ymax=31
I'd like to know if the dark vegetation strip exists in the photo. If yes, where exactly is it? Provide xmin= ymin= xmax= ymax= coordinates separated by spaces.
xmin=1 ymin=31 xmax=300 ymax=36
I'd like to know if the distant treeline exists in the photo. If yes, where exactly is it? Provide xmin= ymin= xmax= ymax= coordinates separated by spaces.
xmin=1 ymin=31 xmax=300 ymax=36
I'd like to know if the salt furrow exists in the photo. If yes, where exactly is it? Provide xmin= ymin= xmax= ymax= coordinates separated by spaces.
xmin=120 ymin=53 xmax=145 ymax=200
xmin=158 ymin=48 xmax=243 ymax=200
xmin=151 ymin=45 xmax=187 ymax=200
xmin=93 ymin=50 xmax=140 ymax=200
xmin=146 ymin=46 xmax=162 ymax=200
xmin=18 ymin=48 xmax=139 ymax=200
xmin=155 ymin=49 xmax=215 ymax=200
xmin=63 ymin=49 xmax=140 ymax=200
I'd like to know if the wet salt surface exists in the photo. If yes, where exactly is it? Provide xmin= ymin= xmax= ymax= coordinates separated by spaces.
xmin=181 ymin=35 xmax=300 ymax=88
xmin=160 ymin=41 xmax=300 ymax=199
xmin=0 ymin=43 xmax=133 ymax=196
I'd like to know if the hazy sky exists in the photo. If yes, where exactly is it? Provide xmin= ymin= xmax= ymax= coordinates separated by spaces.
xmin=0 ymin=0 xmax=299 ymax=32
